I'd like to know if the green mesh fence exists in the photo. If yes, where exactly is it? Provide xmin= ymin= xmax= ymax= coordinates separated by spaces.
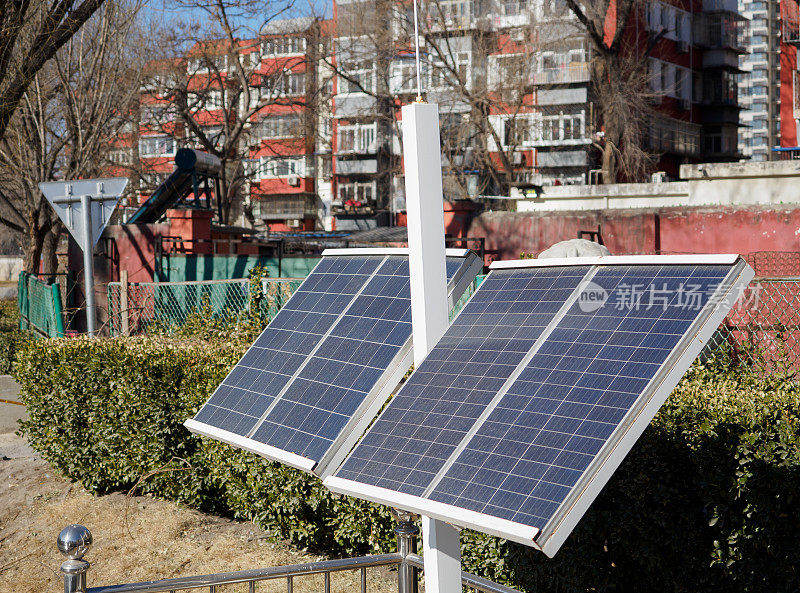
xmin=17 ymin=272 xmax=65 ymax=338
xmin=107 ymin=278 xmax=302 ymax=337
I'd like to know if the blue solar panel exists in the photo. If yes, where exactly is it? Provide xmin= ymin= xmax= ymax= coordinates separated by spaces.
xmin=250 ymin=256 xmax=416 ymax=462
xmin=335 ymin=266 xmax=588 ymax=496
xmin=328 ymin=258 xmax=749 ymax=555
xmin=189 ymin=251 xmax=481 ymax=472
xmin=427 ymin=265 xmax=729 ymax=529
xmin=192 ymin=256 xmax=383 ymax=436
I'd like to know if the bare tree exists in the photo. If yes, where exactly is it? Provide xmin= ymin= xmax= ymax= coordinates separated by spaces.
xmin=326 ymin=0 xmax=547 ymax=207
xmin=564 ymin=0 xmax=660 ymax=183
xmin=0 ymin=0 xmax=145 ymax=274
xmin=0 ymin=0 xmax=110 ymax=142
xmin=140 ymin=0 xmax=324 ymax=225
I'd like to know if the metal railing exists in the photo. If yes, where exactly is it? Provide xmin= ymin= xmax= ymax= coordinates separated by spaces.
xmin=57 ymin=521 xmax=521 ymax=593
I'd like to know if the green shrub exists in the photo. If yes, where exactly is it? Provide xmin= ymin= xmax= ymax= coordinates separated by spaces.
xmin=16 ymin=338 xmax=800 ymax=591
xmin=0 ymin=299 xmax=27 ymax=374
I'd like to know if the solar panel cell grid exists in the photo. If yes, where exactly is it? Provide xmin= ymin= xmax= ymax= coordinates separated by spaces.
xmin=427 ymin=265 xmax=730 ymax=529
xmin=248 ymin=256 xmax=468 ymax=464
xmin=191 ymin=256 xmax=383 ymax=437
xmin=335 ymin=267 xmax=588 ymax=497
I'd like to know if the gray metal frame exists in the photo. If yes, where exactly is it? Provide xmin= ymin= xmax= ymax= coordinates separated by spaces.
xmin=57 ymin=520 xmax=521 ymax=593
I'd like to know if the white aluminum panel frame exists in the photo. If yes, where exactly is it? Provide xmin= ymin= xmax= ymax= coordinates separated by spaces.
xmin=186 ymin=250 xmax=482 ymax=476
xmin=324 ymin=476 xmax=541 ymax=546
xmin=490 ymin=254 xmax=740 ymax=270
xmin=184 ymin=419 xmax=316 ymax=472
xmin=325 ymin=256 xmax=753 ymax=556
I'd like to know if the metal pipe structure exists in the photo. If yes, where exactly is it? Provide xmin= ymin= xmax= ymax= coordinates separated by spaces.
xmin=395 ymin=515 xmax=420 ymax=593
xmin=57 ymin=525 xmax=523 ymax=593
xmin=80 ymin=194 xmax=96 ymax=336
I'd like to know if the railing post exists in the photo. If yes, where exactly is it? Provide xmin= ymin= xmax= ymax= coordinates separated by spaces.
xmin=120 ymin=269 xmax=130 ymax=337
xmin=395 ymin=511 xmax=419 ymax=593
xmin=58 ymin=525 xmax=92 ymax=593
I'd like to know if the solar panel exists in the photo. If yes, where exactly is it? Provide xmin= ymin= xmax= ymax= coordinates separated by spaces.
xmin=324 ymin=255 xmax=753 ymax=557
xmin=185 ymin=248 xmax=482 ymax=476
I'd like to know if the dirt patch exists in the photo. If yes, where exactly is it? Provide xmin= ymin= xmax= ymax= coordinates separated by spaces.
xmin=0 ymin=435 xmax=397 ymax=593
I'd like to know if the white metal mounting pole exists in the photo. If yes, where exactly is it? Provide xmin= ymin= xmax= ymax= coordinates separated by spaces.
xmin=80 ymin=194 xmax=96 ymax=337
xmin=402 ymin=102 xmax=462 ymax=593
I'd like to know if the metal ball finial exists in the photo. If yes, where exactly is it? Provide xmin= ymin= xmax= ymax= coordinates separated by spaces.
xmin=57 ymin=524 xmax=93 ymax=560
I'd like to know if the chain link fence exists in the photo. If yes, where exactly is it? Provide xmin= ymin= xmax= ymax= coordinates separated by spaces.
xmin=65 ymin=260 xmax=800 ymax=374
xmin=708 ymin=277 xmax=800 ymax=372
xmin=107 ymin=278 xmax=302 ymax=337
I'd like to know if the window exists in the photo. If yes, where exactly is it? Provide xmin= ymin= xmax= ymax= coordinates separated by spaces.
xmin=431 ymin=0 xmax=471 ymax=25
xmin=321 ymin=155 xmax=333 ymax=180
xmin=794 ymin=71 xmax=800 ymax=118
xmin=393 ymin=60 xmax=418 ymax=93
xmin=338 ymin=123 xmax=377 ymax=153
xmin=199 ymin=126 xmax=225 ymax=147
xmin=429 ymin=51 xmax=470 ymax=89
xmin=262 ymin=36 xmax=306 ymax=55
xmin=139 ymin=135 xmax=176 ymax=157
xmin=108 ymin=150 xmax=130 ymax=164
xmin=188 ymin=55 xmax=226 ymax=73
xmin=337 ymin=180 xmax=375 ymax=204
xmin=140 ymin=103 xmax=171 ymax=124
xmin=141 ymin=172 xmax=168 ymax=187
xmin=260 ymin=156 xmax=305 ymax=177
xmin=244 ymin=158 xmax=260 ymax=180
xmin=261 ymin=72 xmax=306 ymax=97
xmin=339 ymin=60 xmax=375 ymax=94
xmin=207 ymin=90 xmax=223 ymax=109
xmin=503 ymin=117 xmax=530 ymax=146
xmin=257 ymin=114 xmax=302 ymax=138
xmin=531 ymin=111 xmax=586 ymax=143
xmin=493 ymin=53 xmax=527 ymax=86
xmin=503 ymin=0 xmax=526 ymax=16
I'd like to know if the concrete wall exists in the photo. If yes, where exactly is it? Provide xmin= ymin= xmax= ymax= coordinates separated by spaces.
xmin=0 ymin=257 xmax=23 ymax=281
xmin=480 ymin=160 xmax=800 ymax=262
xmin=515 ymin=160 xmax=800 ymax=212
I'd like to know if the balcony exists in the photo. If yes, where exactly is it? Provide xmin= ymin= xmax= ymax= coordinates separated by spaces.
xmin=693 ymin=13 xmax=747 ymax=52
xmin=335 ymin=158 xmax=378 ymax=175
xmin=253 ymin=194 xmax=319 ymax=220
xmin=784 ymin=0 xmax=800 ymax=43
xmin=531 ymin=62 xmax=590 ymax=85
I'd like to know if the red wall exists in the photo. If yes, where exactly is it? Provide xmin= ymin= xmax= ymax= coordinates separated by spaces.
xmin=468 ymin=206 xmax=800 ymax=261
xmin=780 ymin=40 xmax=798 ymax=147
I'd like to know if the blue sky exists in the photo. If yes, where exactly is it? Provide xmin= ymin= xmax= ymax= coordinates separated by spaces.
xmin=143 ymin=0 xmax=331 ymax=31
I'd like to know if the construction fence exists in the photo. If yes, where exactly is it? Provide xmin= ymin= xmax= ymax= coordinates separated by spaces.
xmin=17 ymin=272 xmax=65 ymax=338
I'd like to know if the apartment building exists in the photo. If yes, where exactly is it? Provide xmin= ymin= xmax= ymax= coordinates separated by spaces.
xmin=330 ymin=0 xmax=745 ymax=223
xmin=120 ymin=1 xmax=747 ymax=233
xmin=120 ymin=20 xmax=327 ymax=230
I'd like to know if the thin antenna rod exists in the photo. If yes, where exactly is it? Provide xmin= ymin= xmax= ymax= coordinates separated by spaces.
xmin=413 ymin=0 xmax=423 ymax=102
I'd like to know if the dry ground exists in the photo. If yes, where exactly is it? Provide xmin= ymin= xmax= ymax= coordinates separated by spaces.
xmin=0 ymin=433 xmax=397 ymax=593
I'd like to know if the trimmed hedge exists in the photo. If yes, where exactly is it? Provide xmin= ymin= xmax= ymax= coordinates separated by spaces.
xmin=17 ymin=338 xmax=800 ymax=592
xmin=0 ymin=299 xmax=27 ymax=374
